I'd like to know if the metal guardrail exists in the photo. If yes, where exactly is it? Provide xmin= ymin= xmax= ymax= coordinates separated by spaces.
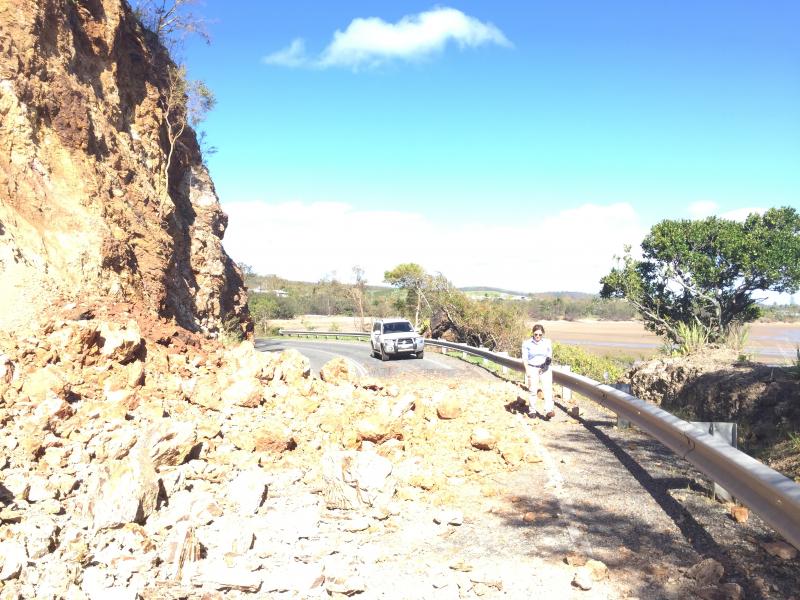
xmin=278 ymin=329 xmax=800 ymax=549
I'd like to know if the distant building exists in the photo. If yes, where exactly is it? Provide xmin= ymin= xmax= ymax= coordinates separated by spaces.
xmin=272 ymin=289 xmax=289 ymax=297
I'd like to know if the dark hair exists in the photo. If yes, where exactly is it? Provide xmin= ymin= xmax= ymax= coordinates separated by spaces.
xmin=532 ymin=324 xmax=545 ymax=335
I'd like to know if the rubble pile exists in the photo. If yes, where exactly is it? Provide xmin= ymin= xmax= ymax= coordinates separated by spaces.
xmin=0 ymin=301 xmax=544 ymax=599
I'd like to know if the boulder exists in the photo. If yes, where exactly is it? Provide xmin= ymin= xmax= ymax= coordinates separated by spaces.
xmin=98 ymin=320 xmax=143 ymax=363
xmin=355 ymin=415 xmax=394 ymax=443
xmin=144 ymin=420 xmax=197 ymax=469
xmin=221 ymin=377 xmax=263 ymax=408
xmin=320 ymin=357 xmax=359 ymax=385
xmin=21 ymin=365 xmax=68 ymax=403
xmin=436 ymin=397 xmax=462 ymax=419
xmin=687 ymin=558 xmax=724 ymax=587
xmin=470 ymin=428 xmax=496 ymax=451
xmin=273 ymin=349 xmax=311 ymax=385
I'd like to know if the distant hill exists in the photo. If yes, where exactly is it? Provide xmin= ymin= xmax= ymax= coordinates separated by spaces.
xmin=459 ymin=287 xmax=596 ymax=300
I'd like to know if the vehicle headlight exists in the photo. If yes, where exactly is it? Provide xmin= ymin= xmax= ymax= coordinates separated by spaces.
xmin=415 ymin=337 xmax=424 ymax=345
xmin=383 ymin=339 xmax=395 ymax=348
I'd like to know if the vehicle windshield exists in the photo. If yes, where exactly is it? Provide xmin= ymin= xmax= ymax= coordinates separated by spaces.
xmin=384 ymin=322 xmax=413 ymax=333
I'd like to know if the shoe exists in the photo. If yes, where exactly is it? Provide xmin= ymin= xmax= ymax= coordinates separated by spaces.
xmin=543 ymin=411 xmax=555 ymax=421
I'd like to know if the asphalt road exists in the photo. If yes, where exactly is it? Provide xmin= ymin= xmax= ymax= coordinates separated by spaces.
xmin=254 ymin=337 xmax=496 ymax=380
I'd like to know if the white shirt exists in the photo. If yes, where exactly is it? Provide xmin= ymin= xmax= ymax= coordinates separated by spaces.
xmin=521 ymin=336 xmax=552 ymax=367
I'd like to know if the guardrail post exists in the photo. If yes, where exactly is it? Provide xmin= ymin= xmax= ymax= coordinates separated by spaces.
xmin=691 ymin=421 xmax=738 ymax=502
xmin=479 ymin=347 xmax=488 ymax=365
xmin=462 ymin=350 xmax=467 ymax=359
xmin=611 ymin=383 xmax=632 ymax=428
xmin=499 ymin=351 xmax=509 ymax=374
xmin=561 ymin=365 xmax=572 ymax=402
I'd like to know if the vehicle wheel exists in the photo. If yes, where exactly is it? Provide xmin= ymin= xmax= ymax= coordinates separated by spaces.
xmin=370 ymin=343 xmax=378 ymax=358
xmin=380 ymin=345 xmax=390 ymax=361
xmin=416 ymin=351 xmax=424 ymax=359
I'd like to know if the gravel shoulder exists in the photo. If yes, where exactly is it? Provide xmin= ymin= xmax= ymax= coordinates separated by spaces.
xmin=527 ymin=392 xmax=800 ymax=599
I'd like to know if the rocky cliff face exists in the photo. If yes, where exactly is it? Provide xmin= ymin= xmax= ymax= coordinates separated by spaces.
xmin=0 ymin=0 xmax=249 ymax=336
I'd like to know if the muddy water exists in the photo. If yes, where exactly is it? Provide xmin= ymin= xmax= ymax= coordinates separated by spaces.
xmin=537 ymin=320 xmax=800 ymax=363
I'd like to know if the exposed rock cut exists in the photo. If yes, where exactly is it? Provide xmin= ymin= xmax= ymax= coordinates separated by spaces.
xmin=0 ymin=0 xmax=249 ymax=336
xmin=628 ymin=349 xmax=800 ymax=478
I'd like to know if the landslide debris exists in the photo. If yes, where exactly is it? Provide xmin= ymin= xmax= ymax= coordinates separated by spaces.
xmin=0 ymin=300 xmax=546 ymax=598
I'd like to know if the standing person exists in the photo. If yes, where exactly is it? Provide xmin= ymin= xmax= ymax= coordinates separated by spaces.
xmin=521 ymin=324 xmax=554 ymax=419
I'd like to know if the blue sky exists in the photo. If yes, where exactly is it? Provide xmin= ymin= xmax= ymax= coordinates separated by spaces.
xmin=182 ymin=1 xmax=799 ymax=295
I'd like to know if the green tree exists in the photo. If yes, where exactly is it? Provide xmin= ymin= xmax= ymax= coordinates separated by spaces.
xmin=384 ymin=263 xmax=431 ymax=329
xmin=600 ymin=207 xmax=800 ymax=343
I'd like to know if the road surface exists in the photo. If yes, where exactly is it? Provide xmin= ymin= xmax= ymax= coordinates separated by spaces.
xmin=254 ymin=337 xmax=496 ymax=380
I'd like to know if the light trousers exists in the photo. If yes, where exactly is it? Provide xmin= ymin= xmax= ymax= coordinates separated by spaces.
xmin=526 ymin=366 xmax=553 ymax=414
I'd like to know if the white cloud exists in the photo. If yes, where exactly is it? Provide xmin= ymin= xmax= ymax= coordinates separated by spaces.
xmin=262 ymin=7 xmax=511 ymax=70
xmin=688 ymin=201 xmax=766 ymax=222
xmin=719 ymin=206 xmax=764 ymax=221
xmin=262 ymin=38 xmax=308 ymax=67
xmin=221 ymin=200 xmax=644 ymax=294
xmin=687 ymin=201 xmax=718 ymax=218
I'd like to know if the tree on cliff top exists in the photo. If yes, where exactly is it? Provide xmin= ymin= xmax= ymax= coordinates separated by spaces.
xmin=161 ymin=64 xmax=215 ymax=197
xmin=599 ymin=207 xmax=800 ymax=344
xmin=130 ymin=1 xmax=216 ymax=200
xmin=131 ymin=0 xmax=211 ymax=48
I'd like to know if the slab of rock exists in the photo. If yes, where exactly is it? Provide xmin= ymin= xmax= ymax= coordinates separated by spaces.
xmin=572 ymin=567 xmax=593 ymax=590
xmin=695 ymin=582 xmax=746 ymax=600
xmin=190 ymin=376 xmax=223 ymax=410
xmin=565 ymin=554 xmax=587 ymax=567
xmin=21 ymin=515 xmax=58 ymax=559
xmin=433 ymin=509 xmax=464 ymax=526
xmin=760 ymin=540 xmax=797 ymax=560
xmin=321 ymin=449 xmax=395 ymax=510
xmin=188 ymin=559 xmax=261 ymax=592
xmin=252 ymin=425 xmax=296 ymax=453
xmin=160 ymin=522 xmax=201 ymax=582
xmin=227 ymin=341 xmax=274 ymax=379
xmin=253 ymin=505 xmax=321 ymax=546
xmin=87 ymin=446 xmax=159 ymax=530
xmin=324 ymin=559 xmax=365 ymax=596
xmin=261 ymin=561 xmax=325 ymax=594
xmin=0 ymin=540 xmax=26 ymax=580
xmin=273 ymin=349 xmax=311 ymax=385
xmin=227 ymin=469 xmax=270 ymax=515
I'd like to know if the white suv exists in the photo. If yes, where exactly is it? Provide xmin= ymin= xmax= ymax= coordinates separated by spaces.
xmin=370 ymin=318 xmax=425 ymax=361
